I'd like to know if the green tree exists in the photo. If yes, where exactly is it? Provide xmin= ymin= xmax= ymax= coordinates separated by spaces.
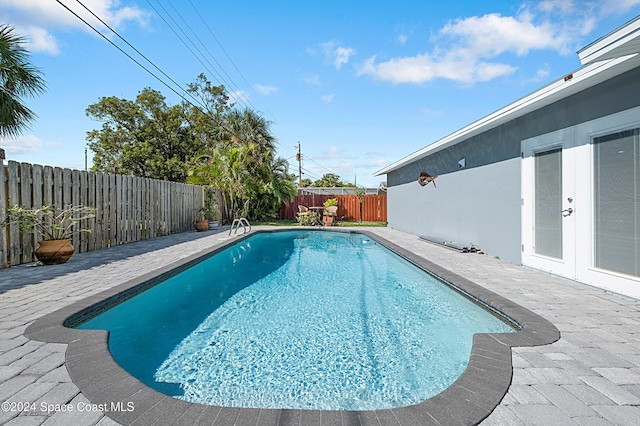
xmin=187 ymin=108 xmax=296 ymax=221
xmin=86 ymin=88 xmax=192 ymax=180
xmin=300 ymin=178 xmax=312 ymax=188
xmin=312 ymin=173 xmax=344 ymax=187
xmin=183 ymin=73 xmax=231 ymax=151
xmin=0 ymin=25 xmax=46 ymax=139
xmin=87 ymin=75 xmax=231 ymax=181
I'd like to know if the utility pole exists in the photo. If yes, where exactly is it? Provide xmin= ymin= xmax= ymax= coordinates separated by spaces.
xmin=296 ymin=141 xmax=302 ymax=188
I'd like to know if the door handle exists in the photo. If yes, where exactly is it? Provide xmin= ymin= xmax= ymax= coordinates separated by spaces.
xmin=561 ymin=208 xmax=573 ymax=214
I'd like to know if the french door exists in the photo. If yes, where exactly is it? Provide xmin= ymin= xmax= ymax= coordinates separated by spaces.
xmin=522 ymin=129 xmax=576 ymax=279
xmin=522 ymin=108 xmax=640 ymax=299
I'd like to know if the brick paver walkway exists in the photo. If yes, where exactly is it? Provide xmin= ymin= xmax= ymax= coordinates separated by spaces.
xmin=0 ymin=226 xmax=639 ymax=425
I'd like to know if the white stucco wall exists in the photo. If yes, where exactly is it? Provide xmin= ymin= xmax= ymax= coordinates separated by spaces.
xmin=387 ymin=157 xmax=522 ymax=263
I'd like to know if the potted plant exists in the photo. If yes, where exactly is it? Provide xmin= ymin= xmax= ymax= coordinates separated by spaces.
xmin=194 ymin=209 xmax=209 ymax=232
xmin=323 ymin=198 xmax=338 ymax=209
xmin=322 ymin=198 xmax=338 ymax=226
xmin=202 ymin=189 xmax=221 ymax=229
xmin=4 ymin=204 xmax=95 ymax=264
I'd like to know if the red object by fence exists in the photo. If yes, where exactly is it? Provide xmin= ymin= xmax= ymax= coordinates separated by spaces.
xmin=278 ymin=194 xmax=387 ymax=222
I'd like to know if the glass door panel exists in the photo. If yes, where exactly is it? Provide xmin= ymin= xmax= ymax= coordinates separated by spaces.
xmin=534 ymin=148 xmax=563 ymax=259
xmin=593 ymin=128 xmax=639 ymax=277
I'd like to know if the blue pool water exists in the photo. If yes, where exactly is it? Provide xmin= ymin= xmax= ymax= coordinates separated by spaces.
xmin=77 ymin=231 xmax=514 ymax=410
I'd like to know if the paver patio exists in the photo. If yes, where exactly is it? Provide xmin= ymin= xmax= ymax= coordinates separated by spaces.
xmin=0 ymin=226 xmax=639 ymax=425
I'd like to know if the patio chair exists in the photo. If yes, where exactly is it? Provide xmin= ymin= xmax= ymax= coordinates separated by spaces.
xmin=322 ymin=205 xmax=338 ymax=226
xmin=297 ymin=205 xmax=313 ymax=225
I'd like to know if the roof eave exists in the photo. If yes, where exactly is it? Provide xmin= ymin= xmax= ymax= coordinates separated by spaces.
xmin=373 ymin=53 xmax=639 ymax=177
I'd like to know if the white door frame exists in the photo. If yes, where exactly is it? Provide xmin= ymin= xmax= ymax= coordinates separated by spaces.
xmin=522 ymin=106 xmax=640 ymax=300
xmin=521 ymin=128 xmax=576 ymax=279
xmin=574 ymin=108 xmax=640 ymax=298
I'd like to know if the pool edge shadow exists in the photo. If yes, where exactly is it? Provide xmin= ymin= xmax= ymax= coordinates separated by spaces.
xmin=25 ymin=227 xmax=560 ymax=426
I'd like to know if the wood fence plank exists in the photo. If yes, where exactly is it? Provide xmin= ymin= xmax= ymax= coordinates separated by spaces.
xmin=94 ymin=172 xmax=103 ymax=250
xmin=20 ymin=163 xmax=34 ymax=261
xmin=80 ymin=170 xmax=89 ymax=252
xmin=0 ymin=162 xmax=7 ymax=268
xmin=149 ymin=180 xmax=155 ymax=238
xmin=110 ymin=173 xmax=117 ymax=247
xmin=140 ymin=178 xmax=147 ymax=240
xmin=63 ymin=168 xmax=72 ymax=209
xmin=119 ymin=175 xmax=129 ymax=244
xmin=43 ymin=166 xmax=53 ymax=208
xmin=128 ymin=176 xmax=134 ymax=243
xmin=102 ymin=173 xmax=109 ymax=247
xmin=32 ymin=164 xmax=43 ymax=251
xmin=53 ymin=167 xmax=63 ymax=211
xmin=7 ymin=162 xmax=20 ymax=266
xmin=87 ymin=171 xmax=95 ymax=251
xmin=132 ymin=176 xmax=138 ymax=242
xmin=72 ymin=170 xmax=80 ymax=250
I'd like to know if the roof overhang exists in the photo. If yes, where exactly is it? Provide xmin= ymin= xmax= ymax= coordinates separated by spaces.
xmin=374 ymin=16 xmax=640 ymax=177
xmin=578 ymin=16 xmax=640 ymax=64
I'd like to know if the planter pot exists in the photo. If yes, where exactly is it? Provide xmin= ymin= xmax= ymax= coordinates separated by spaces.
xmin=195 ymin=220 xmax=209 ymax=232
xmin=208 ymin=221 xmax=219 ymax=229
xmin=35 ymin=239 xmax=75 ymax=265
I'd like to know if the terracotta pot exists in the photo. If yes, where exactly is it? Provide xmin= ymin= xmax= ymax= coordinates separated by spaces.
xmin=35 ymin=239 xmax=75 ymax=265
xmin=195 ymin=219 xmax=209 ymax=232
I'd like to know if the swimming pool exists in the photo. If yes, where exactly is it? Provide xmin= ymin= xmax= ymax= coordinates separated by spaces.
xmin=75 ymin=230 xmax=514 ymax=411
xmin=26 ymin=228 xmax=560 ymax=425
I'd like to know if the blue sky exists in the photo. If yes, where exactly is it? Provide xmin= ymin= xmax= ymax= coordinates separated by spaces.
xmin=1 ymin=1 xmax=639 ymax=187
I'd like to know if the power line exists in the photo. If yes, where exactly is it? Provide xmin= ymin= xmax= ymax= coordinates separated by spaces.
xmin=146 ymin=0 xmax=255 ymax=112
xmin=165 ymin=0 xmax=244 ymax=100
xmin=70 ymin=0 xmax=204 ymax=109
xmin=143 ymin=0 xmax=241 ymax=106
xmin=186 ymin=0 xmax=277 ymax=122
xmin=304 ymin=154 xmax=340 ymax=177
xmin=55 ymin=0 xmax=204 ymax=110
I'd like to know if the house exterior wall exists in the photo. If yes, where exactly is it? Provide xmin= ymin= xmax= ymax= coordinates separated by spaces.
xmin=386 ymin=65 xmax=640 ymax=264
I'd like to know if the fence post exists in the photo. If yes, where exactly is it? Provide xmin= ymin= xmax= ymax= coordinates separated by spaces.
xmin=0 ymin=162 xmax=6 ymax=268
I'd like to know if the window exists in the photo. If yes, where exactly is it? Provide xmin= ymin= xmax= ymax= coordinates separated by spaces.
xmin=593 ymin=128 xmax=640 ymax=277
xmin=535 ymin=148 xmax=563 ymax=259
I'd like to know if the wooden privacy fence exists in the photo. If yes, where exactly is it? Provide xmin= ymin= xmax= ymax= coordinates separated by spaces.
xmin=278 ymin=194 xmax=387 ymax=222
xmin=0 ymin=160 xmax=205 ymax=268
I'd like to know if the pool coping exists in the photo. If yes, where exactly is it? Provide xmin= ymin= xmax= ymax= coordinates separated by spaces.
xmin=24 ymin=228 xmax=560 ymax=425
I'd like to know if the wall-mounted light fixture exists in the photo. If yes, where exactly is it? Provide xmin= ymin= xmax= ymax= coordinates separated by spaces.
xmin=458 ymin=158 xmax=466 ymax=168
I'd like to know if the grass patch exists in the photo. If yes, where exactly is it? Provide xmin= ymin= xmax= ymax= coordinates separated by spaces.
xmin=253 ymin=220 xmax=387 ymax=227
xmin=336 ymin=221 xmax=387 ymax=227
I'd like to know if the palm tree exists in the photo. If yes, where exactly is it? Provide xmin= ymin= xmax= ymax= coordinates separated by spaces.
xmin=188 ymin=107 xmax=294 ymax=221
xmin=0 ymin=25 xmax=46 ymax=139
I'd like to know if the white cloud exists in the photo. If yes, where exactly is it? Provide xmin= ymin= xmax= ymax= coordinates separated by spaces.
xmin=19 ymin=26 xmax=60 ymax=55
xmin=599 ymin=0 xmax=640 ymax=16
xmin=302 ymin=75 xmax=321 ymax=86
xmin=0 ymin=0 xmax=149 ymax=55
xmin=255 ymin=84 xmax=278 ymax=95
xmin=321 ymin=94 xmax=334 ymax=103
xmin=2 ymin=134 xmax=43 ymax=155
xmin=365 ymin=159 xmax=389 ymax=168
xmin=358 ymin=53 xmax=516 ymax=84
xmin=319 ymin=40 xmax=356 ymax=70
xmin=228 ymin=90 xmax=249 ymax=104
xmin=356 ymin=2 xmax=640 ymax=85
xmin=440 ymin=13 xmax=567 ymax=56
xmin=358 ymin=11 xmax=572 ymax=85
xmin=397 ymin=34 xmax=408 ymax=45
xmin=531 ymin=64 xmax=551 ymax=82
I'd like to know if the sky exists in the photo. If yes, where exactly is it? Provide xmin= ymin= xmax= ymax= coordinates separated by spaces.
xmin=1 ymin=1 xmax=640 ymax=188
